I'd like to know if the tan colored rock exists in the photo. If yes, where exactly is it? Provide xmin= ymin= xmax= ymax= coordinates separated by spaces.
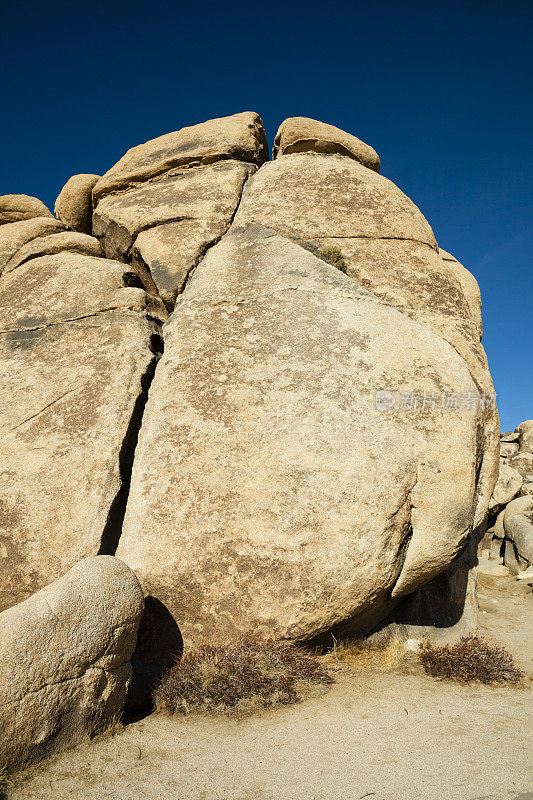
xmin=234 ymin=152 xmax=499 ymax=523
xmin=93 ymin=111 xmax=268 ymax=202
xmin=273 ymin=116 xmax=380 ymax=172
xmin=500 ymin=430 xmax=520 ymax=442
xmin=488 ymin=462 xmax=523 ymax=510
xmin=500 ymin=442 xmax=519 ymax=457
xmin=117 ymin=225 xmax=484 ymax=648
xmin=504 ymin=496 xmax=533 ymax=565
xmin=508 ymin=452 xmax=533 ymax=478
xmin=439 ymin=249 xmax=483 ymax=340
xmin=3 ymin=231 xmax=102 ymax=275
xmin=93 ymin=160 xmax=255 ymax=307
xmin=477 ymin=558 xmax=509 ymax=577
xmin=0 ymin=251 xmax=166 ymax=611
xmin=0 ymin=194 xmax=53 ymax=225
xmin=503 ymin=494 xmax=532 ymax=524
xmin=234 ymin=153 xmax=437 ymax=246
xmin=0 ymin=217 xmax=66 ymax=274
xmin=516 ymin=420 xmax=533 ymax=453
xmin=0 ymin=556 xmax=143 ymax=769
xmin=54 ymin=173 xmax=100 ymax=234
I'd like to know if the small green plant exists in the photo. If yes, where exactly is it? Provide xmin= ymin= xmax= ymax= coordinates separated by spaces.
xmin=153 ymin=636 xmax=333 ymax=715
xmin=420 ymin=635 xmax=523 ymax=684
xmin=318 ymin=245 xmax=349 ymax=274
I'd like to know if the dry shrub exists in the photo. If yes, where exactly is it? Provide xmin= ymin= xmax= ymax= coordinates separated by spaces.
xmin=153 ymin=637 xmax=334 ymax=715
xmin=322 ymin=636 xmax=406 ymax=672
xmin=318 ymin=245 xmax=349 ymax=273
xmin=420 ymin=635 xmax=524 ymax=684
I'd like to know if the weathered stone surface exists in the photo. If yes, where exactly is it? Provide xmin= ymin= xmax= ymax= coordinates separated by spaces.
xmin=234 ymin=151 xmax=499 ymax=524
xmin=488 ymin=463 xmax=523 ymax=510
xmin=0 ymin=194 xmax=53 ymax=225
xmin=54 ymin=173 xmax=100 ymax=234
xmin=504 ymin=496 xmax=533 ymax=565
xmin=370 ymin=537 xmax=479 ymax=646
xmin=273 ymin=116 xmax=380 ymax=172
xmin=508 ymin=452 xmax=533 ymax=478
xmin=93 ymin=112 xmax=268 ymax=202
xmin=516 ymin=420 xmax=533 ymax=452
xmin=0 ymin=251 xmax=166 ymax=611
xmin=500 ymin=442 xmax=519 ymax=458
xmin=439 ymin=249 xmax=483 ymax=340
xmin=0 ymin=217 xmax=66 ymax=274
xmin=117 ymin=225 xmax=485 ymax=647
xmin=0 ymin=556 xmax=143 ymax=769
xmin=93 ymin=160 xmax=255 ymax=307
xmin=500 ymin=430 xmax=520 ymax=442
xmin=3 ymin=231 xmax=102 ymax=274
xmin=234 ymin=153 xmax=437 ymax=246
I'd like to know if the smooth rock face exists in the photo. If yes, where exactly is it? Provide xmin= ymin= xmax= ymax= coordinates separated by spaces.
xmin=0 ymin=194 xmax=53 ymax=225
xmin=439 ymin=249 xmax=483 ymax=340
xmin=516 ymin=420 xmax=533 ymax=452
xmin=93 ymin=111 xmax=268 ymax=202
xmin=0 ymin=556 xmax=143 ymax=768
xmin=504 ymin=496 xmax=533 ymax=565
xmin=117 ymin=225 xmax=483 ymax=646
xmin=0 ymin=250 xmax=165 ymax=611
xmin=55 ymin=173 xmax=100 ymax=234
xmin=93 ymin=160 xmax=255 ymax=307
xmin=234 ymin=153 xmax=437 ymax=246
xmin=0 ymin=217 xmax=66 ymax=274
xmin=488 ymin=463 xmax=523 ymax=510
xmin=273 ymin=116 xmax=381 ymax=172
xmin=3 ymin=231 xmax=102 ymax=274
xmin=234 ymin=151 xmax=499 ymax=526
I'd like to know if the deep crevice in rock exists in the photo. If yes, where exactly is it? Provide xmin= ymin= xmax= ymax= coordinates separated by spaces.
xmin=98 ymin=332 xmax=164 ymax=557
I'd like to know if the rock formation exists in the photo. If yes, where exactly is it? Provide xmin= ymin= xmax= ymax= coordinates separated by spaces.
xmin=480 ymin=421 xmax=533 ymax=576
xmin=0 ymin=112 xmax=501 ymax=712
xmin=0 ymin=556 xmax=143 ymax=769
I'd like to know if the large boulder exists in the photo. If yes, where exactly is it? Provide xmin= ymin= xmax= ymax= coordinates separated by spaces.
xmin=91 ymin=113 xmax=269 ymax=309
xmin=272 ymin=116 xmax=380 ymax=171
xmin=0 ymin=247 xmax=166 ymax=611
xmin=0 ymin=556 xmax=143 ymax=769
xmin=0 ymin=194 xmax=53 ymax=225
xmin=117 ymin=224 xmax=488 ymax=648
xmin=2 ymin=230 xmax=102 ymax=274
xmin=488 ymin=462 xmax=523 ymax=510
xmin=93 ymin=160 xmax=255 ymax=308
xmin=516 ymin=420 xmax=533 ymax=453
xmin=504 ymin=495 xmax=533 ymax=566
xmin=54 ymin=173 xmax=100 ymax=234
xmin=0 ymin=216 xmax=66 ymax=274
xmin=233 ymin=149 xmax=499 ymax=521
xmin=92 ymin=111 xmax=268 ymax=202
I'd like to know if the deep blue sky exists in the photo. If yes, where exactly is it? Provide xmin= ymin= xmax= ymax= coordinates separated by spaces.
xmin=1 ymin=0 xmax=531 ymax=431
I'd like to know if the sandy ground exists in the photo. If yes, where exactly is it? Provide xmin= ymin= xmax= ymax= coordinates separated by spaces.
xmin=7 ymin=572 xmax=533 ymax=800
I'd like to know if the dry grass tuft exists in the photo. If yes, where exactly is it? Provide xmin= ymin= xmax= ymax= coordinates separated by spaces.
xmin=318 ymin=245 xmax=349 ymax=273
xmin=322 ymin=636 xmax=406 ymax=672
xmin=153 ymin=636 xmax=334 ymax=715
xmin=420 ymin=635 xmax=524 ymax=684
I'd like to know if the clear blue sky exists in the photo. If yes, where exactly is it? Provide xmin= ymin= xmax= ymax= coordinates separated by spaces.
xmin=1 ymin=0 xmax=531 ymax=431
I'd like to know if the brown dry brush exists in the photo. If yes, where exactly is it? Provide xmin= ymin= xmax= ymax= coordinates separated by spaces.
xmin=420 ymin=635 xmax=524 ymax=684
xmin=153 ymin=636 xmax=334 ymax=715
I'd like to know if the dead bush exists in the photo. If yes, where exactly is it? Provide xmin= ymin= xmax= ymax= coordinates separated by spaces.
xmin=322 ymin=636 xmax=406 ymax=672
xmin=420 ymin=635 xmax=523 ymax=684
xmin=153 ymin=636 xmax=334 ymax=715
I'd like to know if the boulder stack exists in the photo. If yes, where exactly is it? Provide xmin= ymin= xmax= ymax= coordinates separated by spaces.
xmin=0 ymin=112 xmax=501 ymax=711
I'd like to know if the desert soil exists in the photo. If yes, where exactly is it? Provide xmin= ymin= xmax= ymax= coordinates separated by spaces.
xmin=7 ymin=572 xmax=533 ymax=800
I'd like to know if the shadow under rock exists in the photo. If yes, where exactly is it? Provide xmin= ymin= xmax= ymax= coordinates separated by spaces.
xmin=124 ymin=596 xmax=183 ymax=720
